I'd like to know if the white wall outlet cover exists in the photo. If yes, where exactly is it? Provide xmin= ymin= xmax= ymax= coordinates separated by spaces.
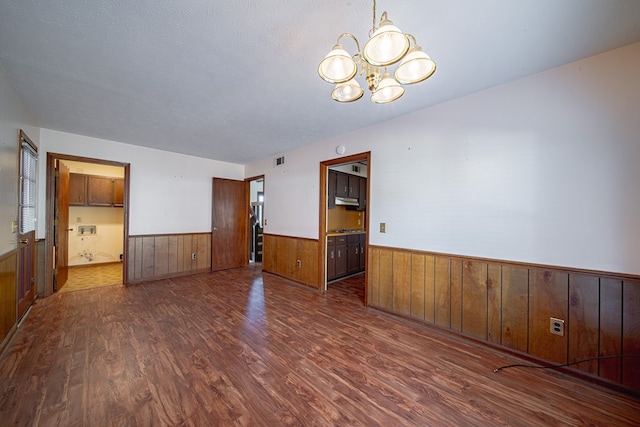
xmin=336 ymin=145 xmax=346 ymax=155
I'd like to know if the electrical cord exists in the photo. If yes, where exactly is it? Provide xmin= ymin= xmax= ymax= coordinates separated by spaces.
xmin=493 ymin=354 xmax=640 ymax=373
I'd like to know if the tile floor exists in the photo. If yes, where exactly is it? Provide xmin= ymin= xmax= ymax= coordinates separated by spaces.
xmin=58 ymin=263 xmax=123 ymax=293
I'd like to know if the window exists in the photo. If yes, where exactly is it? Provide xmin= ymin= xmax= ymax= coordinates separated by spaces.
xmin=19 ymin=136 xmax=37 ymax=234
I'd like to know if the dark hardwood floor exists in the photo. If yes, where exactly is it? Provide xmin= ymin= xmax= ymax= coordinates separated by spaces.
xmin=1 ymin=265 xmax=639 ymax=426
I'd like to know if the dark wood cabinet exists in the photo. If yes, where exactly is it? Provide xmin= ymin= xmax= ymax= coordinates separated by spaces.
xmin=69 ymin=173 xmax=123 ymax=207
xmin=328 ymin=233 xmax=365 ymax=281
xmin=347 ymin=234 xmax=360 ymax=274
xmin=358 ymin=177 xmax=367 ymax=210
xmin=327 ymin=236 xmax=336 ymax=280
xmin=336 ymin=172 xmax=349 ymax=198
xmin=348 ymin=175 xmax=359 ymax=199
xmin=359 ymin=234 xmax=366 ymax=271
xmin=69 ymin=173 xmax=87 ymax=206
xmin=335 ymin=236 xmax=347 ymax=278
xmin=328 ymin=170 xmax=337 ymax=208
xmin=88 ymin=176 xmax=113 ymax=206
xmin=113 ymin=178 xmax=125 ymax=207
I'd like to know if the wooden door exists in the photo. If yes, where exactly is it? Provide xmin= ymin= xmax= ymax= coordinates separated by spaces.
xmin=211 ymin=178 xmax=249 ymax=270
xmin=55 ymin=161 xmax=70 ymax=290
xmin=17 ymin=132 xmax=37 ymax=319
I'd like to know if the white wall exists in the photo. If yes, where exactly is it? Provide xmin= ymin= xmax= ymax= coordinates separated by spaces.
xmin=38 ymin=130 xmax=245 ymax=237
xmin=246 ymin=42 xmax=640 ymax=276
xmin=0 ymin=64 xmax=40 ymax=256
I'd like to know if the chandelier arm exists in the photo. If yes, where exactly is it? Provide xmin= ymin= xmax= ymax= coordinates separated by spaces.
xmin=336 ymin=33 xmax=361 ymax=56
xmin=406 ymin=34 xmax=417 ymax=47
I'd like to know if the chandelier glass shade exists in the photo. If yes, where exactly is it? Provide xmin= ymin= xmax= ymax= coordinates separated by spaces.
xmin=318 ymin=2 xmax=436 ymax=104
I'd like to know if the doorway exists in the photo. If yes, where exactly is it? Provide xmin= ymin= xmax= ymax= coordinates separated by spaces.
xmin=45 ymin=153 xmax=130 ymax=297
xmin=248 ymin=176 xmax=264 ymax=263
xmin=320 ymin=152 xmax=371 ymax=294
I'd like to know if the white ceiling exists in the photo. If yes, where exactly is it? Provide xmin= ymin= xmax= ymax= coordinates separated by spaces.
xmin=1 ymin=0 xmax=640 ymax=164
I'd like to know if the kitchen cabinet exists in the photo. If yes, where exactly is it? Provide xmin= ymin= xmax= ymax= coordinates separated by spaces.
xmin=347 ymin=234 xmax=360 ymax=274
xmin=327 ymin=235 xmax=347 ymax=281
xmin=69 ymin=173 xmax=87 ymax=206
xmin=328 ymin=170 xmax=337 ymax=208
xmin=358 ymin=177 xmax=367 ymax=210
xmin=335 ymin=172 xmax=349 ymax=198
xmin=348 ymin=175 xmax=359 ymax=199
xmin=88 ymin=176 xmax=114 ymax=206
xmin=359 ymin=234 xmax=366 ymax=271
xmin=70 ymin=173 xmax=123 ymax=207
xmin=113 ymin=178 xmax=125 ymax=207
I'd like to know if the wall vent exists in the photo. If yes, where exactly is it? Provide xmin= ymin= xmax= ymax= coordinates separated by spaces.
xmin=273 ymin=156 xmax=285 ymax=167
xmin=352 ymin=165 xmax=361 ymax=173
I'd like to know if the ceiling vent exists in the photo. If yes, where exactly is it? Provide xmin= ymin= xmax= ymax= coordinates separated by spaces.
xmin=273 ymin=156 xmax=285 ymax=167
xmin=352 ymin=165 xmax=361 ymax=173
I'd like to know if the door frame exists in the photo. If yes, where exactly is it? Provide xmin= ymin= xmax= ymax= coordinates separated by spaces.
xmin=44 ymin=153 xmax=130 ymax=296
xmin=246 ymin=174 xmax=265 ymax=263
xmin=319 ymin=151 xmax=371 ymax=293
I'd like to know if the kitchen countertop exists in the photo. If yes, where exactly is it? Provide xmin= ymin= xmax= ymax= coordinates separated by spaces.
xmin=326 ymin=230 xmax=366 ymax=237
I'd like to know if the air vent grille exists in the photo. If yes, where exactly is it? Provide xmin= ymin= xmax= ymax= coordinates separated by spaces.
xmin=273 ymin=156 xmax=285 ymax=167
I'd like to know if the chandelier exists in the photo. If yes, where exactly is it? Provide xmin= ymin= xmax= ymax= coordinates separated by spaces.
xmin=318 ymin=0 xmax=436 ymax=104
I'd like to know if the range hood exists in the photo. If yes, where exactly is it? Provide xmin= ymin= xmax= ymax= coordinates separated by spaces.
xmin=335 ymin=196 xmax=359 ymax=206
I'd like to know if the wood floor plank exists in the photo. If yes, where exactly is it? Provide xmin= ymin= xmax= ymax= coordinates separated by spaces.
xmin=1 ymin=265 xmax=639 ymax=426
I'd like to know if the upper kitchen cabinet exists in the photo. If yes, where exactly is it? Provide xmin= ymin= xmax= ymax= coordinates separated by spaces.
xmin=70 ymin=173 xmax=124 ymax=207
xmin=328 ymin=170 xmax=337 ymax=208
xmin=69 ymin=173 xmax=87 ymax=206
xmin=335 ymin=172 xmax=349 ymax=198
xmin=113 ymin=178 xmax=125 ymax=207
xmin=358 ymin=177 xmax=367 ymax=210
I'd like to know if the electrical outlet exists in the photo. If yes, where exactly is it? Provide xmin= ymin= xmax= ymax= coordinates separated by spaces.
xmin=550 ymin=317 xmax=565 ymax=336
xmin=296 ymin=260 xmax=301 ymax=268
xmin=191 ymin=253 xmax=197 ymax=260
xmin=380 ymin=222 xmax=386 ymax=233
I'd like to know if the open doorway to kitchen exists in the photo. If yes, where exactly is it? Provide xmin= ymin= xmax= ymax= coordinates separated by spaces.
xmin=247 ymin=176 xmax=264 ymax=264
xmin=45 ymin=153 xmax=129 ymax=297
xmin=319 ymin=152 xmax=370 ymax=296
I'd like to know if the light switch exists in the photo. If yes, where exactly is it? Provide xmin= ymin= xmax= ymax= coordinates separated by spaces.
xmin=380 ymin=222 xmax=386 ymax=233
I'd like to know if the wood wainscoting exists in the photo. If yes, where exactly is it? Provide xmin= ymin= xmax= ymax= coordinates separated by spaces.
xmin=367 ymin=245 xmax=640 ymax=394
xmin=0 ymin=250 xmax=18 ymax=353
xmin=262 ymin=234 xmax=320 ymax=289
xmin=127 ymin=233 xmax=211 ymax=284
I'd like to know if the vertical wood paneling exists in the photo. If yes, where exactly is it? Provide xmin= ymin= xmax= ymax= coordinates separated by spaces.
xmin=529 ymin=269 xmax=568 ymax=364
xmin=0 ymin=252 xmax=17 ymax=348
xmin=434 ymin=256 xmax=451 ymax=328
xmin=261 ymin=235 xmax=319 ymax=289
xmin=622 ymin=280 xmax=640 ymax=391
xmin=462 ymin=261 xmax=488 ymax=340
xmin=501 ymin=265 xmax=528 ymax=352
xmin=392 ymin=251 xmax=411 ymax=316
xmin=167 ymin=235 xmax=179 ymax=274
xmin=365 ymin=244 xmax=640 ymax=393
xmin=379 ymin=249 xmax=393 ymax=309
xmin=153 ymin=236 xmax=169 ymax=276
xmin=368 ymin=247 xmax=380 ymax=306
xmin=410 ymin=254 xmax=425 ymax=320
xmin=424 ymin=255 xmax=435 ymax=323
xmin=263 ymin=235 xmax=277 ymax=272
xmin=196 ymin=234 xmax=210 ymax=270
xmin=183 ymin=234 xmax=193 ymax=271
xmin=568 ymin=274 xmax=599 ymax=375
xmin=450 ymin=259 xmax=463 ymax=332
xmin=599 ymin=278 xmax=622 ymax=383
xmin=176 ymin=235 xmax=185 ymax=272
xmin=142 ymin=237 xmax=155 ymax=279
xmin=127 ymin=233 xmax=212 ymax=283
xmin=487 ymin=263 xmax=502 ymax=345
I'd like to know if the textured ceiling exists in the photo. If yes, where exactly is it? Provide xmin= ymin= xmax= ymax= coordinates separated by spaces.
xmin=1 ymin=0 xmax=640 ymax=164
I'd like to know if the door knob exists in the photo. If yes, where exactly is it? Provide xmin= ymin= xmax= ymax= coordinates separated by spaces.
xmin=213 ymin=227 xmax=219 ymax=231
xmin=67 ymin=228 xmax=73 ymax=231
xmin=19 ymin=238 xmax=29 ymax=244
